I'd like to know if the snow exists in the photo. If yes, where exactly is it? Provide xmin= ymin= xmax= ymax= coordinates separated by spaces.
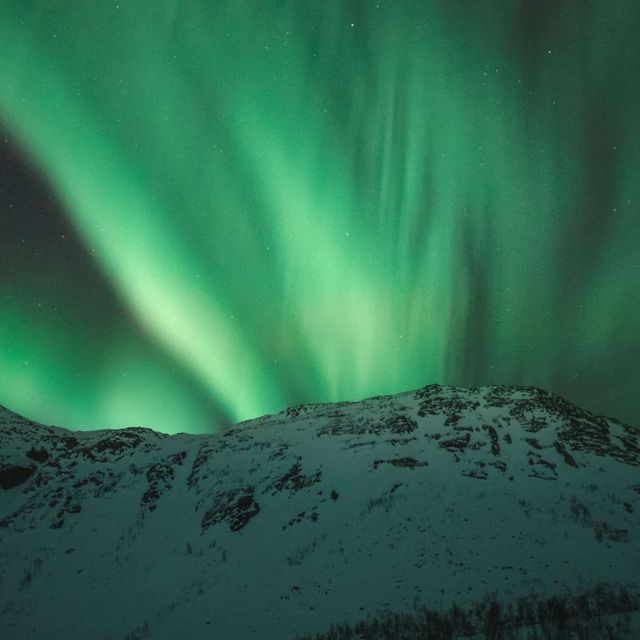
xmin=0 ymin=385 xmax=638 ymax=639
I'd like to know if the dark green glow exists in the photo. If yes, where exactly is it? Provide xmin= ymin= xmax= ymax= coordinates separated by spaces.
xmin=1 ymin=1 xmax=638 ymax=432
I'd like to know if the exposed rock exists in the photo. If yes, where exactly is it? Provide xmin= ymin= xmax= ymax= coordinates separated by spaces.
xmin=0 ymin=464 xmax=35 ymax=490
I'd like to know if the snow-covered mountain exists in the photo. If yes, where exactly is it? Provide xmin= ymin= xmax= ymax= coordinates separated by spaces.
xmin=1 ymin=384 xmax=639 ymax=639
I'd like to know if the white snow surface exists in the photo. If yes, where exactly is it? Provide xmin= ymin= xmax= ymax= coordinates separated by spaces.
xmin=0 ymin=384 xmax=638 ymax=639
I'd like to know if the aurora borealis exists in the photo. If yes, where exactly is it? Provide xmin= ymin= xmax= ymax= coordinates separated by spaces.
xmin=1 ymin=1 xmax=638 ymax=433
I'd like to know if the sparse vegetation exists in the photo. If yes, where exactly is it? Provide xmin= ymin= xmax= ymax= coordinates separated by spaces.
xmin=123 ymin=621 xmax=151 ymax=640
xmin=19 ymin=569 xmax=32 ymax=588
xmin=569 ymin=496 xmax=630 ymax=543
xmin=287 ymin=535 xmax=326 ymax=565
xmin=366 ymin=493 xmax=398 ymax=513
xmin=299 ymin=584 xmax=638 ymax=640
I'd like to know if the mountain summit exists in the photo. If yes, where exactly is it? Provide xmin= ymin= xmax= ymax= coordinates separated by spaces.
xmin=1 ymin=385 xmax=639 ymax=639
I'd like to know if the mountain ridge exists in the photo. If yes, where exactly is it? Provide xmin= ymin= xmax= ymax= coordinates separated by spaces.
xmin=1 ymin=384 xmax=639 ymax=639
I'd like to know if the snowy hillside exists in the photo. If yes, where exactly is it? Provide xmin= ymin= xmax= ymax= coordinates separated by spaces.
xmin=1 ymin=384 xmax=639 ymax=639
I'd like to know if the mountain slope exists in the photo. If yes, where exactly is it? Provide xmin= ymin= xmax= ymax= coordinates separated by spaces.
xmin=0 ymin=385 xmax=639 ymax=639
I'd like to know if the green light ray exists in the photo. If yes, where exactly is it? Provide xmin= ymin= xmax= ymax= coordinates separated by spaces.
xmin=0 ymin=1 xmax=638 ymax=430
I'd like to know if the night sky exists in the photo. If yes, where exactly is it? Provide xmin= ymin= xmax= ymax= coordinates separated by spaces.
xmin=1 ymin=1 xmax=638 ymax=434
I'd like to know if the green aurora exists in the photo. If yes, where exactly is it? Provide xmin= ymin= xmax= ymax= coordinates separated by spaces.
xmin=0 ymin=1 xmax=638 ymax=433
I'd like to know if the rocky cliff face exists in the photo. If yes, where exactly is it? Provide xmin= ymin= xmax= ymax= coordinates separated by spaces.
xmin=1 ymin=385 xmax=639 ymax=639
